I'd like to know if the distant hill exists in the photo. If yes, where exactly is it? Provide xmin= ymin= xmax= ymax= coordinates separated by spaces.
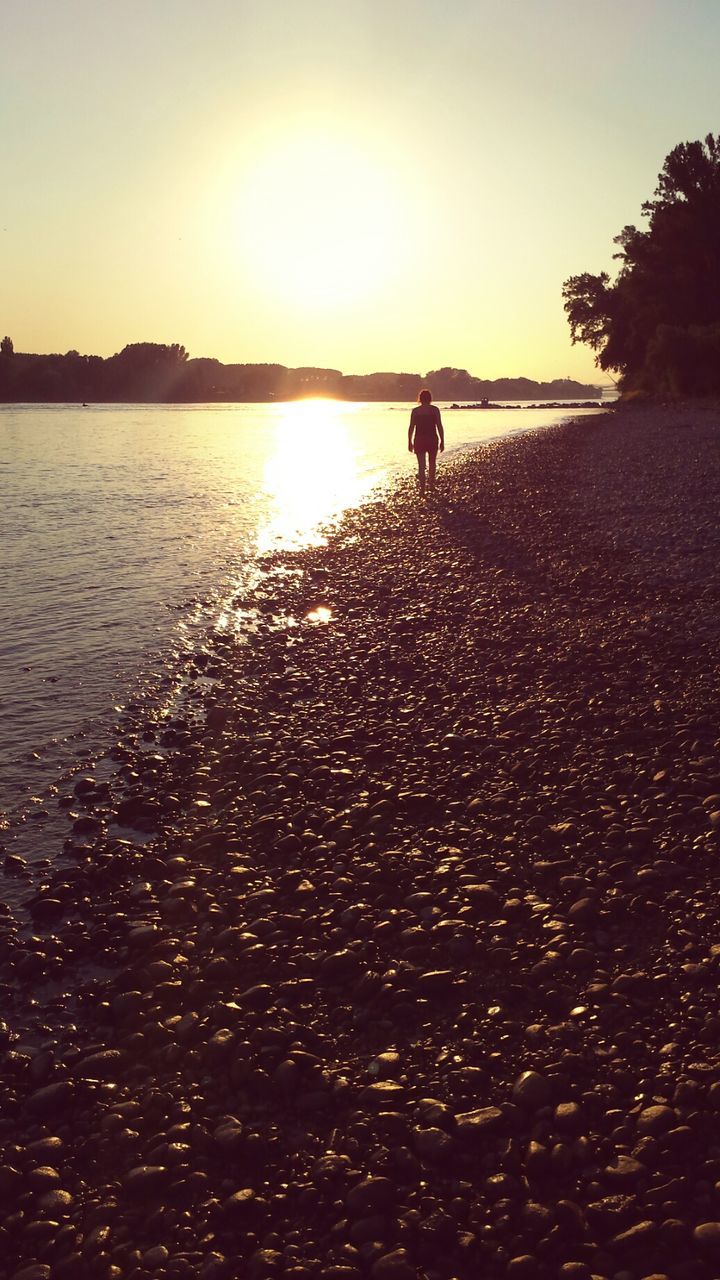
xmin=0 ymin=341 xmax=602 ymax=403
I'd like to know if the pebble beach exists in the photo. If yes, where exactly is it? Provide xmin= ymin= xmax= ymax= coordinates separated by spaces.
xmin=3 ymin=402 xmax=720 ymax=1280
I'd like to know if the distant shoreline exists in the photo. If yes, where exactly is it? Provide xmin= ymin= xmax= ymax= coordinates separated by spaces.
xmin=448 ymin=399 xmax=604 ymax=410
xmin=0 ymin=341 xmax=603 ymax=404
xmin=1 ymin=395 xmax=608 ymax=410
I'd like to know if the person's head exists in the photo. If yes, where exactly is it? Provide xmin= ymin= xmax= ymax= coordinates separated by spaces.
xmin=418 ymin=388 xmax=432 ymax=405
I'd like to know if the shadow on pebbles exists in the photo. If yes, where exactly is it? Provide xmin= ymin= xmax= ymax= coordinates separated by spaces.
xmin=2 ymin=406 xmax=720 ymax=1280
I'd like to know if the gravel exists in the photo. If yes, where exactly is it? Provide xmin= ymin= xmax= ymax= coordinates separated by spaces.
xmin=2 ymin=402 xmax=720 ymax=1280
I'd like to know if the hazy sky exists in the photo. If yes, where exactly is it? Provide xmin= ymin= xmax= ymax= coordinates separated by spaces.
xmin=3 ymin=0 xmax=719 ymax=381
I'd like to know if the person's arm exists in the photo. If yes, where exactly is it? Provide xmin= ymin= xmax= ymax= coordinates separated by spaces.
xmin=408 ymin=407 xmax=416 ymax=452
xmin=436 ymin=407 xmax=445 ymax=452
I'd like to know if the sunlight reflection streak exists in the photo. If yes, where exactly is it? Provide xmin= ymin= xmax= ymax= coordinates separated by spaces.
xmin=255 ymin=400 xmax=373 ymax=554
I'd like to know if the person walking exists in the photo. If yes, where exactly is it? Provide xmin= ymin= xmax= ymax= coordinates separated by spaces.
xmin=408 ymin=388 xmax=444 ymax=495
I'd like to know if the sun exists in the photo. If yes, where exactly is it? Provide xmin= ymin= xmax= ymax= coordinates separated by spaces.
xmin=232 ymin=129 xmax=410 ymax=312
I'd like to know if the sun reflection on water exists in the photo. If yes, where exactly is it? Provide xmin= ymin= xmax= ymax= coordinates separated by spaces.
xmin=306 ymin=605 xmax=333 ymax=624
xmin=256 ymin=399 xmax=373 ymax=553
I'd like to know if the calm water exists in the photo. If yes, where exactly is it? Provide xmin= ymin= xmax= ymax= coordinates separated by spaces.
xmin=1 ymin=399 xmax=604 ymax=846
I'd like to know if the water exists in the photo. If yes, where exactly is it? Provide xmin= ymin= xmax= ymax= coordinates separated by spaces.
xmin=1 ymin=398 xmax=605 ymax=850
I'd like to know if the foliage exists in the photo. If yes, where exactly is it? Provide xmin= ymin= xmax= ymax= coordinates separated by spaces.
xmin=641 ymin=323 xmax=720 ymax=396
xmin=0 ymin=344 xmax=602 ymax=404
xmin=1 ymin=335 xmax=13 ymax=356
xmin=563 ymin=133 xmax=720 ymax=392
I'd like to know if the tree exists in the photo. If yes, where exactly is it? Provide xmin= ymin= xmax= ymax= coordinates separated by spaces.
xmin=103 ymin=342 xmax=190 ymax=400
xmin=1 ymin=335 xmax=13 ymax=356
xmin=563 ymin=133 xmax=720 ymax=392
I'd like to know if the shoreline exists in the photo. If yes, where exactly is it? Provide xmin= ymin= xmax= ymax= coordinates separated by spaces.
xmin=0 ymin=392 xmax=607 ymax=410
xmin=0 ymin=399 xmax=606 ymax=857
xmin=3 ymin=405 xmax=720 ymax=1279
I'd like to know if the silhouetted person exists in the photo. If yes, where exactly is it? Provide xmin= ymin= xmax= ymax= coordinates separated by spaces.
xmin=408 ymin=388 xmax=444 ymax=495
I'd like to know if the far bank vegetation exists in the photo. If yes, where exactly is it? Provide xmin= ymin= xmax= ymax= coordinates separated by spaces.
xmin=0 ymin=341 xmax=600 ymax=406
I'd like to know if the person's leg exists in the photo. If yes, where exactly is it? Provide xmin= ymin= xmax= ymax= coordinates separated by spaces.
xmin=416 ymin=448 xmax=427 ymax=493
xmin=428 ymin=447 xmax=438 ymax=490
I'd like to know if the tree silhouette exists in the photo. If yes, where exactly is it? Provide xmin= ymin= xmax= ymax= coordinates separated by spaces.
xmin=1 ymin=335 xmax=13 ymax=356
xmin=0 ymin=344 xmax=601 ymax=404
xmin=563 ymin=133 xmax=720 ymax=393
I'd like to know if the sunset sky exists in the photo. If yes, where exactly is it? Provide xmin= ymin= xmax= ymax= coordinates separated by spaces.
xmin=3 ymin=0 xmax=719 ymax=383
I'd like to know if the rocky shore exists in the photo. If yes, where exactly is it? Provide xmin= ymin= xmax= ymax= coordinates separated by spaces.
xmin=2 ymin=402 xmax=720 ymax=1280
xmin=448 ymin=401 xmax=603 ymax=411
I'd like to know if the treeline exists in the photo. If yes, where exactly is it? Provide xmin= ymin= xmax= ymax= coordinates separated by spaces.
xmin=563 ymin=133 xmax=720 ymax=395
xmin=0 ymin=339 xmax=601 ymax=403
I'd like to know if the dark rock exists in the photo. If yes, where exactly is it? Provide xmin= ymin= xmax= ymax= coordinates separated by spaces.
xmin=636 ymin=1104 xmax=676 ymax=1135
xmin=369 ymin=1249 xmax=417 ymax=1280
xmin=693 ymin=1222 xmax=720 ymax=1256
xmin=455 ymin=1106 xmax=504 ymax=1141
xmin=512 ymin=1071 xmax=552 ymax=1108
xmin=346 ymin=1177 xmax=396 ymax=1217
xmin=122 ymin=1165 xmax=170 ymax=1197
xmin=26 ymin=1082 xmax=75 ymax=1116
xmin=610 ymin=1219 xmax=659 ymax=1254
xmin=72 ymin=1049 xmax=126 ymax=1079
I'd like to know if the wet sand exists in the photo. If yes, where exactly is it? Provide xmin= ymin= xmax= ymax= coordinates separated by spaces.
xmin=3 ymin=402 xmax=720 ymax=1280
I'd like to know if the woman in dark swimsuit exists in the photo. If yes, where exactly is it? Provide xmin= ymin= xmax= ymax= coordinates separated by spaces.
xmin=408 ymin=387 xmax=445 ymax=495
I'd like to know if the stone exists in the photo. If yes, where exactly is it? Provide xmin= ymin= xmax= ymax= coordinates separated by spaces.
xmin=506 ymin=1257 xmax=540 ymax=1279
xmin=554 ymin=1101 xmax=582 ymax=1130
xmin=361 ymin=1082 xmax=405 ymax=1106
xmin=222 ymin=1188 xmax=264 ymax=1224
xmin=122 ymin=1165 xmax=169 ymax=1197
xmin=369 ymin=1052 xmax=401 ymax=1078
xmin=72 ymin=1049 xmax=125 ymax=1079
xmin=693 ymin=1222 xmax=720 ymax=1255
xmin=346 ymin=1177 xmax=396 ymax=1217
xmin=455 ymin=1107 xmax=504 ymax=1141
xmin=610 ymin=1221 xmax=658 ymax=1254
xmin=636 ymin=1105 xmax=675 ymax=1135
xmin=25 ymin=1082 xmax=76 ymax=1116
xmin=512 ymin=1071 xmax=552 ymax=1108
xmin=604 ymin=1155 xmax=646 ymax=1186
xmin=370 ymin=1249 xmax=417 ymax=1280
xmin=412 ymin=1127 xmax=455 ymax=1162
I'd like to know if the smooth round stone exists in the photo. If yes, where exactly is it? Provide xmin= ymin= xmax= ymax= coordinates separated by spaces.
xmin=636 ymin=1105 xmax=675 ymax=1135
xmin=512 ymin=1071 xmax=552 ymax=1109
xmin=412 ymin=1127 xmax=455 ymax=1162
xmin=369 ymin=1052 xmax=400 ymax=1078
xmin=26 ymin=1082 xmax=75 ymax=1116
xmin=222 ymin=1188 xmax=258 ymax=1220
xmin=554 ymin=1102 xmax=582 ymax=1130
xmin=122 ymin=1165 xmax=169 ymax=1197
xmin=37 ymin=1188 xmax=74 ymax=1213
xmin=346 ymin=1177 xmax=396 ymax=1217
xmin=27 ymin=1166 xmax=61 ymax=1189
xmin=694 ymin=1222 xmax=720 ymax=1255
xmin=24 ymin=1138 xmax=63 ymax=1161
xmin=73 ymin=1049 xmax=125 ymax=1079
xmin=369 ymin=1249 xmax=417 ymax=1280
xmin=506 ymin=1257 xmax=540 ymax=1279
xmin=143 ymin=1245 xmax=170 ymax=1266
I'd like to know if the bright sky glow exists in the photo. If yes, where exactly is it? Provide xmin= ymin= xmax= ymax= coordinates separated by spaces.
xmin=225 ymin=126 xmax=414 ymax=312
xmin=2 ymin=0 xmax=720 ymax=382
